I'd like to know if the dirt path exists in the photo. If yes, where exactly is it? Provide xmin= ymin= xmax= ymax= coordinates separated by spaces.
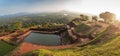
xmin=10 ymin=42 xmax=76 ymax=56
xmin=0 ymin=32 xmax=17 ymax=40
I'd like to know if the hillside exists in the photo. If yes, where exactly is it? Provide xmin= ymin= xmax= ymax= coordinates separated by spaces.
xmin=22 ymin=24 xmax=120 ymax=56
xmin=26 ymin=36 xmax=120 ymax=56
xmin=0 ymin=11 xmax=120 ymax=56
xmin=0 ymin=0 xmax=119 ymax=56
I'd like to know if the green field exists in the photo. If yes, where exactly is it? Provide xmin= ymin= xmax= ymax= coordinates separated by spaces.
xmin=0 ymin=41 xmax=15 ymax=56
xmin=74 ymin=23 xmax=90 ymax=33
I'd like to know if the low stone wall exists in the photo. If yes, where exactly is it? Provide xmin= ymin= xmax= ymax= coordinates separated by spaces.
xmin=0 ymin=30 xmax=30 ymax=40
xmin=32 ymin=30 xmax=59 ymax=34
xmin=16 ymin=31 xmax=31 ymax=43
xmin=0 ymin=32 xmax=17 ymax=40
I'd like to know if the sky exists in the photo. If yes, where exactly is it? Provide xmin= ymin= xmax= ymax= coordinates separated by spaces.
xmin=0 ymin=0 xmax=120 ymax=19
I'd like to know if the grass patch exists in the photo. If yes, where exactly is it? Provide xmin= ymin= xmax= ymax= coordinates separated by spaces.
xmin=2 ymin=38 xmax=18 ymax=46
xmin=74 ymin=23 xmax=90 ymax=33
xmin=78 ymin=27 xmax=107 ymax=47
xmin=0 ymin=40 xmax=15 ymax=56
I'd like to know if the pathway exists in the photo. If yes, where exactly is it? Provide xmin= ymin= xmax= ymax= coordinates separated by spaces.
xmin=10 ymin=42 xmax=76 ymax=56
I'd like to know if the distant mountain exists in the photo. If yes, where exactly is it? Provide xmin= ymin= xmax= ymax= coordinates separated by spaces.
xmin=0 ymin=11 xmax=98 ymax=26
xmin=0 ymin=12 xmax=32 ymax=18
xmin=0 ymin=10 xmax=96 ymax=18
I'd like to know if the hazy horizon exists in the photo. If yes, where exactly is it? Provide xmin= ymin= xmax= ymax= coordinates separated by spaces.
xmin=0 ymin=0 xmax=120 ymax=19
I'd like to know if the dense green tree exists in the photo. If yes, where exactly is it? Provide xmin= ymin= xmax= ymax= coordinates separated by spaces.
xmin=12 ymin=21 xmax=22 ymax=30
xmin=0 ymin=25 xmax=5 ymax=32
xmin=99 ymin=11 xmax=116 ymax=23
xmin=92 ymin=16 xmax=98 ymax=22
xmin=92 ymin=16 xmax=98 ymax=25
xmin=80 ymin=14 xmax=89 ymax=21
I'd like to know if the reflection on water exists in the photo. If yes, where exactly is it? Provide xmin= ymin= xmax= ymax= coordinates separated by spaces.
xmin=24 ymin=32 xmax=60 ymax=46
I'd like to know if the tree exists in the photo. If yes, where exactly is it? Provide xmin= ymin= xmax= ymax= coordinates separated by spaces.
xmin=12 ymin=21 xmax=22 ymax=30
xmin=99 ymin=11 xmax=116 ymax=23
xmin=92 ymin=16 xmax=98 ymax=22
xmin=42 ymin=22 xmax=51 ymax=28
xmin=0 ymin=25 xmax=5 ymax=32
xmin=92 ymin=16 xmax=98 ymax=25
xmin=80 ymin=14 xmax=89 ymax=21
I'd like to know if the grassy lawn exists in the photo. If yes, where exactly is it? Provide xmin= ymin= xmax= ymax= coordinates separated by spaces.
xmin=0 ymin=41 xmax=15 ymax=56
xmin=74 ymin=23 xmax=90 ymax=33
